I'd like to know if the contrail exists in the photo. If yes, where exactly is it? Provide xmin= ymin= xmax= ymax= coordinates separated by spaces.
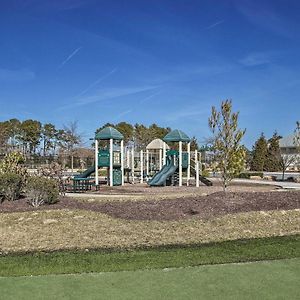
xmin=206 ymin=20 xmax=224 ymax=30
xmin=76 ymin=68 xmax=117 ymax=97
xmin=59 ymin=47 xmax=82 ymax=69
xmin=139 ymin=91 xmax=161 ymax=104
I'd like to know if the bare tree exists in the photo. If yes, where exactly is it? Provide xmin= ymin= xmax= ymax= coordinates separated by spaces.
xmin=61 ymin=121 xmax=82 ymax=172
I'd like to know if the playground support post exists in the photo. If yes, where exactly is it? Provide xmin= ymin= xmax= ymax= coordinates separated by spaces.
xmin=131 ymin=148 xmax=135 ymax=184
xmin=121 ymin=140 xmax=124 ymax=186
xmin=126 ymin=149 xmax=130 ymax=168
xmin=199 ymin=151 xmax=202 ymax=175
xmin=159 ymin=149 xmax=162 ymax=170
xmin=196 ymin=161 xmax=200 ymax=187
xmin=146 ymin=149 xmax=149 ymax=177
xmin=140 ymin=150 xmax=143 ymax=183
xmin=179 ymin=141 xmax=182 ymax=187
xmin=109 ymin=138 xmax=113 ymax=186
xmin=187 ymin=142 xmax=191 ymax=186
xmin=163 ymin=142 xmax=166 ymax=165
xmin=95 ymin=139 xmax=99 ymax=186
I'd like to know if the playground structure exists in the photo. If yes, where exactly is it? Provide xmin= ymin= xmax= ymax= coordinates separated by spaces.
xmin=73 ymin=126 xmax=212 ymax=191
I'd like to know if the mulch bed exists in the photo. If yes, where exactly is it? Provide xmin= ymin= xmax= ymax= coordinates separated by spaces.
xmin=1 ymin=191 xmax=299 ymax=221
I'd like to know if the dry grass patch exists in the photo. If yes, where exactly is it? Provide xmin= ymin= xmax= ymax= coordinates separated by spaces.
xmin=0 ymin=208 xmax=299 ymax=253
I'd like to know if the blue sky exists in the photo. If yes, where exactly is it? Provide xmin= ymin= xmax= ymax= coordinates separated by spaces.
xmin=0 ymin=0 xmax=300 ymax=147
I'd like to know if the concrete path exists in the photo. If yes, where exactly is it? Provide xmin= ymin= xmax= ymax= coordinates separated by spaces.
xmin=233 ymin=178 xmax=300 ymax=190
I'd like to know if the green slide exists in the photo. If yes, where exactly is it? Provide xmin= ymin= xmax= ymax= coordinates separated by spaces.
xmin=74 ymin=166 xmax=95 ymax=179
xmin=148 ymin=162 xmax=177 ymax=186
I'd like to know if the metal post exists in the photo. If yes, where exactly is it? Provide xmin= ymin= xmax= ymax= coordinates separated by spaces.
xmin=109 ymin=138 xmax=113 ymax=187
xmin=95 ymin=139 xmax=99 ymax=186
xmin=187 ymin=142 xmax=190 ymax=186
xmin=121 ymin=140 xmax=124 ymax=186
xmin=179 ymin=141 xmax=182 ymax=187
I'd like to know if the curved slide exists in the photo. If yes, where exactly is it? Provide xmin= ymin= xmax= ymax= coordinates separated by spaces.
xmin=75 ymin=165 xmax=95 ymax=178
xmin=148 ymin=163 xmax=177 ymax=186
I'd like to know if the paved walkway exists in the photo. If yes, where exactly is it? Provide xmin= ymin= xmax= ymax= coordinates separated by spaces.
xmin=233 ymin=179 xmax=300 ymax=190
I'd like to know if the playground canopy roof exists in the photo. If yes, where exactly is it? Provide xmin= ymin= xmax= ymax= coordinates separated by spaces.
xmin=95 ymin=126 xmax=124 ymax=140
xmin=163 ymin=129 xmax=191 ymax=143
xmin=146 ymin=138 xmax=170 ymax=150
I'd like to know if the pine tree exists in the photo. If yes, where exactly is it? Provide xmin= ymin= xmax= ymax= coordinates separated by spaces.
xmin=250 ymin=133 xmax=268 ymax=171
xmin=264 ymin=132 xmax=281 ymax=172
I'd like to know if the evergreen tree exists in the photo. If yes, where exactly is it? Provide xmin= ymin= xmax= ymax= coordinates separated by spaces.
xmin=250 ymin=133 xmax=268 ymax=171
xmin=264 ymin=132 xmax=281 ymax=172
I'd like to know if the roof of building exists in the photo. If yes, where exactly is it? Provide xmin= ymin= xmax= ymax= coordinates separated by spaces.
xmin=280 ymin=134 xmax=297 ymax=148
xmin=146 ymin=138 xmax=170 ymax=150
xmin=95 ymin=126 xmax=124 ymax=140
xmin=163 ymin=129 xmax=191 ymax=143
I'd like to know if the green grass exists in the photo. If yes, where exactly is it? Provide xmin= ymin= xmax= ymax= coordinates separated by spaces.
xmin=0 ymin=235 xmax=299 ymax=277
xmin=0 ymin=258 xmax=299 ymax=300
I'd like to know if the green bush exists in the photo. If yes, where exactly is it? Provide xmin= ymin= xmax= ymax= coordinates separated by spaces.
xmin=237 ymin=172 xmax=263 ymax=179
xmin=0 ymin=173 xmax=23 ymax=201
xmin=26 ymin=177 xmax=60 ymax=207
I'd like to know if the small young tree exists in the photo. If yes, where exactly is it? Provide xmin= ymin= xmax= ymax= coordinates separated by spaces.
xmin=279 ymin=154 xmax=297 ymax=181
xmin=209 ymin=100 xmax=246 ymax=191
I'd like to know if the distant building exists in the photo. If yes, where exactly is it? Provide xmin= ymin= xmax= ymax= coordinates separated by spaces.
xmin=279 ymin=135 xmax=300 ymax=170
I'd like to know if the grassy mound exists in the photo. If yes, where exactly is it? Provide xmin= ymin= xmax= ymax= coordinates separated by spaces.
xmin=0 ymin=235 xmax=299 ymax=277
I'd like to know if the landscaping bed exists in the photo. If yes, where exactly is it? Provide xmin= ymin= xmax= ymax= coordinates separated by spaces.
xmin=1 ymin=190 xmax=299 ymax=222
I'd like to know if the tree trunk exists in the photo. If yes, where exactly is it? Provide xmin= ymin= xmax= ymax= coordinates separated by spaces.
xmin=71 ymin=155 xmax=74 ymax=173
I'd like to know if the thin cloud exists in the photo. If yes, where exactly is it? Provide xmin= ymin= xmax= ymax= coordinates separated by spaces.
xmin=77 ymin=68 xmax=117 ymax=97
xmin=114 ymin=109 xmax=132 ymax=121
xmin=206 ymin=20 xmax=224 ymax=30
xmin=139 ymin=91 xmax=161 ymax=104
xmin=239 ymin=52 xmax=272 ymax=67
xmin=58 ymin=85 xmax=159 ymax=111
xmin=58 ymin=47 xmax=82 ymax=69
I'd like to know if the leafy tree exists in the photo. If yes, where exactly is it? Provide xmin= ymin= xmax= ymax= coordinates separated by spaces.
xmin=41 ymin=123 xmax=57 ymax=156
xmin=208 ymin=100 xmax=246 ymax=191
xmin=0 ymin=121 xmax=10 ymax=152
xmin=190 ymin=136 xmax=199 ymax=151
xmin=264 ymin=132 xmax=281 ymax=172
xmin=115 ymin=122 xmax=134 ymax=144
xmin=250 ymin=133 xmax=268 ymax=171
xmin=18 ymin=119 xmax=42 ymax=155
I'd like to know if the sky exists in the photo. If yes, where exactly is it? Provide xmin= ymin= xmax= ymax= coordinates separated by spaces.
xmin=0 ymin=0 xmax=300 ymax=147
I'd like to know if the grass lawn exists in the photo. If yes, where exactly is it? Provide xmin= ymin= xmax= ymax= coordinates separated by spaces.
xmin=0 ymin=235 xmax=299 ymax=277
xmin=1 ymin=258 xmax=299 ymax=300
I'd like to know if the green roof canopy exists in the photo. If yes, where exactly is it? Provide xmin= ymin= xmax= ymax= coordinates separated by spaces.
xmin=95 ymin=126 xmax=124 ymax=140
xmin=163 ymin=129 xmax=191 ymax=143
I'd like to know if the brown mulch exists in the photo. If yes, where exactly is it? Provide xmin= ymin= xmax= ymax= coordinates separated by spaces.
xmin=1 ymin=191 xmax=299 ymax=221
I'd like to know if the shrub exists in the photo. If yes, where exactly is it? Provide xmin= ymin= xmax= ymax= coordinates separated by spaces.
xmin=237 ymin=172 xmax=263 ymax=179
xmin=0 ymin=173 xmax=23 ymax=201
xmin=26 ymin=176 xmax=60 ymax=207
